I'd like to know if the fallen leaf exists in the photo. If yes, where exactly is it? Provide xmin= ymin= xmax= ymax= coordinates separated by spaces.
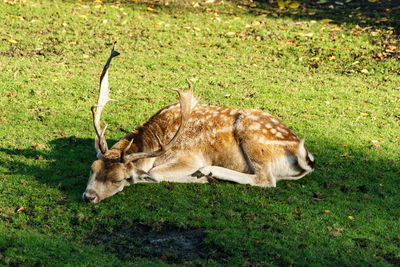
xmin=360 ymin=69 xmax=369 ymax=74
xmin=225 ymin=32 xmax=236 ymax=37
xmin=224 ymin=94 xmax=232 ymax=98
xmin=252 ymin=21 xmax=261 ymax=26
xmin=289 ymin=1 xmax=300 ymax=8
xmin=242 ymin=258 xmax=251 ymax=266
xmin=348 ymin=215 xmax=354 ymax=220
xmin=277 ymin=0 xmax=285 ymax=8
xmin=16 ymin=207 xmax=25 ymax=213
xmin=9 ymin=91 xmax=16 ymax=97
xmin=8 ymin=39 xmax=18 ymax=44
xmin=370 ymin=144 xmax=381 ymax=150
xmin=160 ymin=255 xmax=167 ymax=261
xmin=303 ymin=32 xmax=314 ymax=37
xmin=329 ymin=228 xmax=344 ymax=237
xmin=360 ymin=112 xmax=369 ymax=117
xmin=320 ymin=19 xmax=334 ymax=23
xmin=324 ymin=210 xmax=331 ymax=213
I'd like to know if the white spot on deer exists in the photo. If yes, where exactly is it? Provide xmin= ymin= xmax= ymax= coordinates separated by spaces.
xmin=271 ymin=118 xmax=279 ymax=124
xmin=277 ymin=127 xmax=288 ymax=134
xmin=262 ymin=112 xmax=271 ymax=117
xmin=230 ymin=109 xmax=236 ymax=116
xmin=265 ymin=123 xmax=272 ymax=129
xmin=174 ymin=112 xmax=179 ymax=119
xmin=262 ymin=129 xmax=268 ymax=134
xmin=248 ymin=115 xmax=259 ymax=121
xmin=275 ymin=132 xmax=284 ymax=138
xmin=248 ymin=123 xmax=261 ymax=131
xmin=270 ymin=128 xmax=277 ymax=134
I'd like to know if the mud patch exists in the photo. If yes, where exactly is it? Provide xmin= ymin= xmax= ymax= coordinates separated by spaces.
xmin=87 ymin=221 xmax=208 ymax=264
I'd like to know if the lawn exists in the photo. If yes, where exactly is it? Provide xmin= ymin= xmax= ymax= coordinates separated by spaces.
xmin=0 ymin=0 xmax=399 ymax=265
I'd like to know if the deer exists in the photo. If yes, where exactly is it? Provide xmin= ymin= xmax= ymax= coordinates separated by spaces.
xmin=82 ymin=43 xmax=315 ymax=204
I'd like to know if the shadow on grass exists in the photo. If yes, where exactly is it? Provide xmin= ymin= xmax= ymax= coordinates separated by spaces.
xmin=0 ymin=136 xmax=118 ymax=202
xmin=100 ymin=0 xmax=399 ymax=32
xmin=249 ymin=0 xmax=399 ymax=30
xmin=0 ymin=134 xmax=398 ymax=203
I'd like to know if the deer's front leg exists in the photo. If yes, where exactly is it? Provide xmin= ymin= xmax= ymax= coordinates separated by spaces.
xmin=149 ymin=161 xmax=208 ymax=183
xmin=191 ymin=166 xmax=258 ymax=185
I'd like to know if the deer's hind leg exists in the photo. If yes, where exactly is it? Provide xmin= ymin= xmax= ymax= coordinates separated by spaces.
xmin=237 ymin=138 xmax=278 ymax=187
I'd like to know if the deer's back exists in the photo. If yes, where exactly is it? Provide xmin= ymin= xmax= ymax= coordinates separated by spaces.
xmin=152 ymin=104 xmax=300 ymax=172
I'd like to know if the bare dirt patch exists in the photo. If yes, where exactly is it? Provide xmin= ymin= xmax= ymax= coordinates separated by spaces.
xmin=87 ymin=220 xmax=208 ymax=264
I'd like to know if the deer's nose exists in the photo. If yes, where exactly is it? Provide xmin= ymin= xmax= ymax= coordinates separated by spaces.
xmin=82 ymin=190 xmax=98 ymax=203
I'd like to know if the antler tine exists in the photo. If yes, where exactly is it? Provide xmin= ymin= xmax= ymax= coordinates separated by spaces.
xmin=92 ymin=42 xmax=120 ymax=155
xmin=122 ymin=81 xmax=197 ymax=163
xmin=185 ymin=78 xmax=193 ymax=93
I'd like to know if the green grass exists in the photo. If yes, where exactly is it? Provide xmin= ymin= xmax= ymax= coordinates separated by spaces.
xmin=1 ymin=0 xmax=399 ymax=265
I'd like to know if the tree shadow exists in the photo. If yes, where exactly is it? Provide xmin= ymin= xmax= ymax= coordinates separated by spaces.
xmin=0 ymin=134 xmax=398 ymax=204
xmin=245 ymin=0 xmax=399 ymax=31
xmin=99 ymin=0 xmax=399 ymax=33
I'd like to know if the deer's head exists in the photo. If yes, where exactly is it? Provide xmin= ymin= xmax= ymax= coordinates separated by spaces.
xmin=82 ymin=43 xmax=194 ymax=203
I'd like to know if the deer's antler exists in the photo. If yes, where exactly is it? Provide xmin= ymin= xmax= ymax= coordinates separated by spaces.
xmin=121 ymin=79 xmax=196 ymax=163
xmin=92 ymin=42 xmax=120 ymax=155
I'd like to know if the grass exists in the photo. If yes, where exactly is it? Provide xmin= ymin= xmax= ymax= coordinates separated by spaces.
xmin=1 ymin=0 xmax=399 ymax=265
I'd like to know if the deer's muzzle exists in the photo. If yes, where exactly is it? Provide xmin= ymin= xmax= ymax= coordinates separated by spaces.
xmin=82 ymin=189 xmax=99 ymax=204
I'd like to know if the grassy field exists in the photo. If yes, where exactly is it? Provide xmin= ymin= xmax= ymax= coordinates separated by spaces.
xmin=1 ymin=0 xmax=399 ymax=265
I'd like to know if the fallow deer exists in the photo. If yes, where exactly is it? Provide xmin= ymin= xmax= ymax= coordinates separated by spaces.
xmin=82 ymin=43 xmax=315 ymax=203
